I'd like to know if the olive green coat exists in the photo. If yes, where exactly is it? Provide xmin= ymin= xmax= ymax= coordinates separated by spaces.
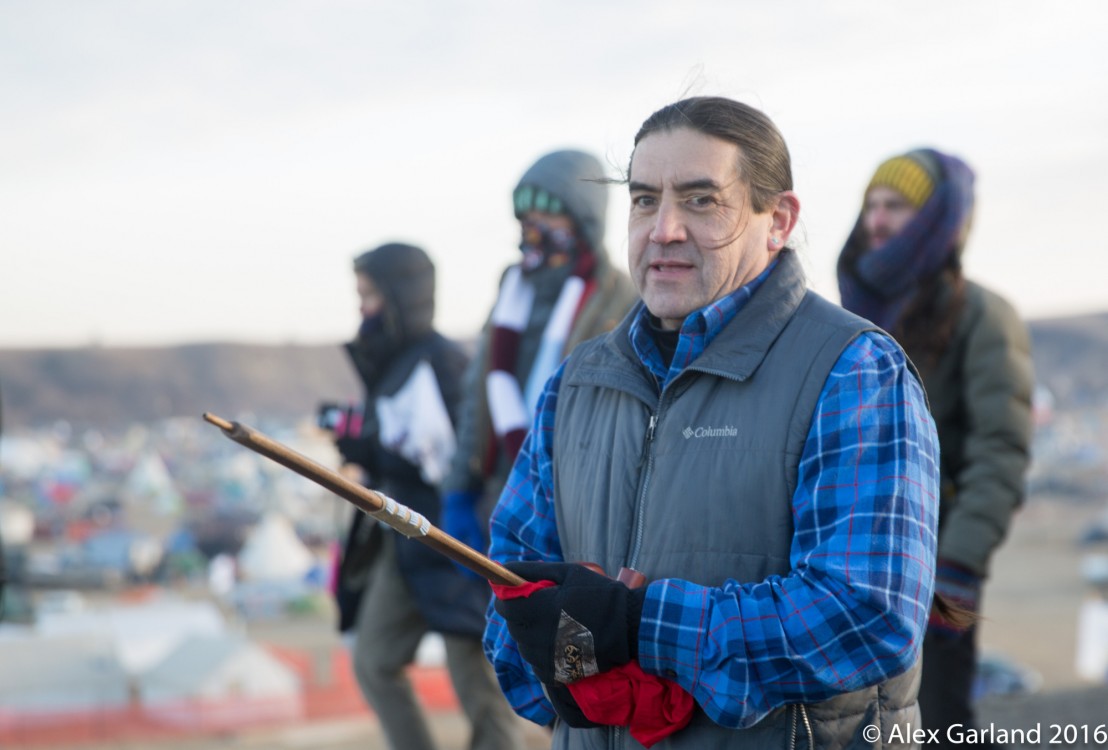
xmin=917 ymin=280 xmax=1033 ymax=576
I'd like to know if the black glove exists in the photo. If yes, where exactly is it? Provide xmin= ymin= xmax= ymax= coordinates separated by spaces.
xmin=494 ymin=561 xmax=646 ymax=686
xmin=543 ymin=682 xmax=602 ymax=729
xmin=335 ymin=435 xmax=377 ymax=474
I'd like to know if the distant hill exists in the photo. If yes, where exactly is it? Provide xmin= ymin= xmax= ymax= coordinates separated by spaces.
xmin=0 ymin=342 xmax=363 ymax=431
xmin=0 ymin=311 xmax=1103 ymax=431
xmin=1026 ymin=311 xmax=1108 ymax=409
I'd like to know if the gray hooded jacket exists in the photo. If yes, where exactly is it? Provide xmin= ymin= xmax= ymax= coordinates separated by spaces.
xmin=443 ymin=149 xmax=638 ymax=508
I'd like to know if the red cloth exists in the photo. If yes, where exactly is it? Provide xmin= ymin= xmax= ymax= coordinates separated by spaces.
xmin=492 ymin=579 xmax=695 ymax=747
xmin=493 ymin=579 xmax=556 ymax=598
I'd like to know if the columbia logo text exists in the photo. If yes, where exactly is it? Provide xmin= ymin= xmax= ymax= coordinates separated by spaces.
xmin=682 ymin=425 xmax=738 ymax=439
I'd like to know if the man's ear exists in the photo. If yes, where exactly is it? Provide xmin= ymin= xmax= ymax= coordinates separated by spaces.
xmin=767 ymin=191 xmax=800 ymax=251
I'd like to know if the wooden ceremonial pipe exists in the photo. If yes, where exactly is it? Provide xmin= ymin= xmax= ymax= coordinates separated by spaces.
xmin=202 ymin=413 xmax=525 ymax=587
xmin=205 ymin=415 xmax=956 ymax=628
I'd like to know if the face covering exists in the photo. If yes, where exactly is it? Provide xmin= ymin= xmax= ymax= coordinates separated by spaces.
xmin=519 ymin=220 xmax=579 ymax=275
xmin=358 ymin=313 xmax=384 ymax=342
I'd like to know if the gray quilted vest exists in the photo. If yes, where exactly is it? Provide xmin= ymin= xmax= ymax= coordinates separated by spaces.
xmin=551 ymin=252 xmax=923 ymax=749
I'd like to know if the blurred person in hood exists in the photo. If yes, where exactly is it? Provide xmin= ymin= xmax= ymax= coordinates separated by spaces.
xmin=328 ymin=242 xmax=523 ymax=750
xmin=439 ymin=149 xmax=637 ymax=568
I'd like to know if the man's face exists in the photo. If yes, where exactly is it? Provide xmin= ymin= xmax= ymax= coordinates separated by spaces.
xmin=862 ymin=186 xmax=918 ymax=250
xmin=355 ymin=272 xmax=385 ymax=318
xmin=628 ymin=127 xmax=779 ymax=330
xmin=518 ymin=210 xmax=577 ymax=272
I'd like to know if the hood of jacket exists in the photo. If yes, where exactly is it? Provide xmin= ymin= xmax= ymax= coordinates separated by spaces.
xmin=514 ymin=149 xmax=610 ymax=261
xmin=353 ymin=241 xmax=435 ymax=344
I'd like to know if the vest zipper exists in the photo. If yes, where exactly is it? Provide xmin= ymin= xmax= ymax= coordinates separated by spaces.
xmin=798 ymin=704 xmax=813 ymax=750
xmin=788 ymin=704 xmax=813 ymax=750
xmin=627 ymin=392 xmax=665 ymax=572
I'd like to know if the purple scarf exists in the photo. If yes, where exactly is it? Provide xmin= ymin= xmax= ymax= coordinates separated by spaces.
xmin=837 ymin=150 xmax=975 ymax=332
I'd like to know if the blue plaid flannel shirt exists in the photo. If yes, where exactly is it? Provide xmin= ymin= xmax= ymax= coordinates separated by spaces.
xmin=484 ymin=264 xmax=940 ymax=729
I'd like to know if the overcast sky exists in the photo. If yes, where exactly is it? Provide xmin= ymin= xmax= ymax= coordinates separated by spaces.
xmin=3 ymin=0 xmax=1106 ymax=348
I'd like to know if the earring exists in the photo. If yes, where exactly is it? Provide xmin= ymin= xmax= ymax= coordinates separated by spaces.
xmin=771 ymin=237 xmax=780 ymax=246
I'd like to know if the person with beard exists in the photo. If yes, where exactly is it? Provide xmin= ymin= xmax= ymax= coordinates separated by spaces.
xmin=440 ymin=149 xmax=638 ymax=569
xmin=329 ymin=242 xmax=523 ymax=750
xmin=837 ymin=149 xmax=1033 ymax=748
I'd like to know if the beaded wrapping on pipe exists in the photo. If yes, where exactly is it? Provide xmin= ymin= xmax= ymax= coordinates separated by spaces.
xmin=369 ymin=494 xmax=431 ymax=537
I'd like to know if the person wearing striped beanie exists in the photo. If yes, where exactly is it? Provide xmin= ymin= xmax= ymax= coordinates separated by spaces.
xmin=838 ymin=148 xmax=1033 ymax=748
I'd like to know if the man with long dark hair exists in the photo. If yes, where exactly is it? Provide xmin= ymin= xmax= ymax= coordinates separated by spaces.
xmin=483 ymin=97 xmax=941 ymax=748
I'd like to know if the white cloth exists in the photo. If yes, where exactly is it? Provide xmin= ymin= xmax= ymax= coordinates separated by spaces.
xmin=524 ymin=275 xmax=585 ymax=411
xmin=376 ymin=359 xmax=456 ymax=486
xmin=486 ymin=266 xmax=586 ymax=440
